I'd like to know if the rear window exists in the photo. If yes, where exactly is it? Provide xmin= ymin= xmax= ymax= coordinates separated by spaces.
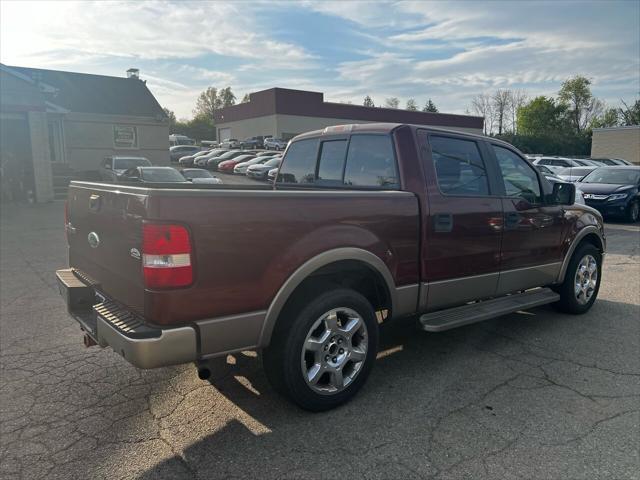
xmin=277 ymin=138 xmax=318 ymax=184
xmin=317 ymin=140 xmax=347 ymax=184
xmin=278 ymin=134 xmax=399 ymax=188
xmin=140 ymin=168 xmax=185 ymax=182
xmin=113 ymin=158 xmax=151 ymax=170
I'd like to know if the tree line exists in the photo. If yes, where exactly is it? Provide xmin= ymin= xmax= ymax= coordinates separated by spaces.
xmin=468 ymin=76 xmax=639 ymax=155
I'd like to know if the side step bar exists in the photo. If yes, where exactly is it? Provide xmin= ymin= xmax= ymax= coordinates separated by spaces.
xmin=419 ymin=288 xmax=560 ymax=332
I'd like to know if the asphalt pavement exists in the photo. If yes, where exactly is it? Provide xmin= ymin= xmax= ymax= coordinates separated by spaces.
xmin=1 ymin=201 xmax=638 ymax=480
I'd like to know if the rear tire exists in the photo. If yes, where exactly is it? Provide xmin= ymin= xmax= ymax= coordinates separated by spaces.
xmin=553 ymin=243 xmax=601 ymax=314
xmin=263 ymin=288 xmax=378 ymax=411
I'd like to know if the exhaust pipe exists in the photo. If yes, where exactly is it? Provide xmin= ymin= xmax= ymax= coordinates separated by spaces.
xmin=196 ymin=362 xmax=211 ymax=380
xmin=83 ymin=334 xmax=97 ymax=348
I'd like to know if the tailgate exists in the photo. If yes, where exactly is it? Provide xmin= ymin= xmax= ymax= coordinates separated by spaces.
xmin=67 ymin=183 xmax=148 ymax=316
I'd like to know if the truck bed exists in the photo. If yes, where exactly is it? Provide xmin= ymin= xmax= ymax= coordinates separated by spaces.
xmin=66 ymin=181 xmax=420 ymax=327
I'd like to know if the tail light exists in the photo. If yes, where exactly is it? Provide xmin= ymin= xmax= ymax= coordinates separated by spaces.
xmin=142 ymin=223 xmax=193 ymax=289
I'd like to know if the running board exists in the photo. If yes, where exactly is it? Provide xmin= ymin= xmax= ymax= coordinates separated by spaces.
xmin=419 ymin=288 xmax=560 ymax=332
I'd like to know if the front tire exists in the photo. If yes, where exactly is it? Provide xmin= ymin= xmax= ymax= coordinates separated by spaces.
xmin=553 ymin=243 xmax=602 ymax=314
xmin=626 ymin=200 xmax=639 ymax=223
xmin=263 ymin=288 xmax=378 ymax=411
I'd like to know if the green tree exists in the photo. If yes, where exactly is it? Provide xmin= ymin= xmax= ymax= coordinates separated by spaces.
xmin=406 ymin=98 xmax=418 ymax=111
xmin=384 ymin=97 xmax=399 ymax=109
xmin=218 ymin=87 xmax=236 ymax=107
xmin=619 ymin=99 xmax=640 ymax=126
xmin=193 ymin=87 xmax=220 ymax=119
xmin=591 ymin=107 xmax=620 ymax=129
xmin=422 ymin=99 xmax=438 ymax=113
xmin=162 ymin=107 xmax=176 ymax=128
xmin=517 ymin=96 xmax=569 ymax=136
xmin=558 ymin=75 xmax=603 ymax=133
xmin=240 ymin=93 xmax=250 ymax=103
xmin=363 ymin=95 xmax=375 ymax=107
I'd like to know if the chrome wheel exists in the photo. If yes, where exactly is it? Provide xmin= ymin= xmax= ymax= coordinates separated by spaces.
xmin=574 ymin=254 xmax=598 ymax=305
xmin=300 ymin=307 xmax=368 ymax=395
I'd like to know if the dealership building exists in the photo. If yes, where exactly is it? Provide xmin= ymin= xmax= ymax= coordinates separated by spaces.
xmin=0 ymin=64 xmax=169 ymax=202
xmin=214 ymin=88 xmax=484 ymax=142
xmin=591 ymin=125 xmax=640 ymax=165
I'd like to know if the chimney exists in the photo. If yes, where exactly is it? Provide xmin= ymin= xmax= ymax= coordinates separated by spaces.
xmin=126 ymin=68 xmax=140 ymax=79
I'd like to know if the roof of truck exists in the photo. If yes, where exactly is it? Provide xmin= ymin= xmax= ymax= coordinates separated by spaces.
xmin=293 ymin=123 xmax=491 ymax=141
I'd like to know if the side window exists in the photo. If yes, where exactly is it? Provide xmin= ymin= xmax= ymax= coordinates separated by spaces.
xmin=429 ymin=136 xmax=489 ymax=196
xmin=317 ymin=140 xmax=347 ymax=184
xmin=277 ymin=138 xmax=318 ymax=184
xmin=344 ymin=135 xmax=399 ymax=188
xmin=493 ymin=145 xmax=542 ymax=204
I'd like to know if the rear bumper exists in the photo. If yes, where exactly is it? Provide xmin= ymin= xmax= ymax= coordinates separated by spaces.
xmin=56 ymin=269 xmax=197 ymax=369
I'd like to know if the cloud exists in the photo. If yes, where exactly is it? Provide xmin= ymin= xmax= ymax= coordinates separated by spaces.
xmin=0 ymin=1 xmax=313 ymax=66
xmin=1 ymin=0 xmax=637 ymax=118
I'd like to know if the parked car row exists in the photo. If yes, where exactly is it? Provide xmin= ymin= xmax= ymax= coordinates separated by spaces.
xmin=175 ymin=147 xmax=283 ymax=180
xmin=530 ymin=156 xmax=632 ymax=173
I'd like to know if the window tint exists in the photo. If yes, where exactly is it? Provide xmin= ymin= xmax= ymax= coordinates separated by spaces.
xmin=344 ymin=135 xmax=399 ymax=188
xmin=493 ymin=146 xmax=542 ymax=204
xmin=430 ymin=136 xmax=489 ymax=195
xmin=277 ymin=138 xmax=318 ymax=184
xmin=317 ymin=140 xmax=347 ymax=183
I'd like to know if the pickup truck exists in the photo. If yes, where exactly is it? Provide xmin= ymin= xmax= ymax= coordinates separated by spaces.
xmin=56 ymin=123 xmax=605 ymax=411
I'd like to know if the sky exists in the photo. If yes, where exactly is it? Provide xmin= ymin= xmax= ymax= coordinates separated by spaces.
xmin=1 ymin=0 xmax=638 ymax=119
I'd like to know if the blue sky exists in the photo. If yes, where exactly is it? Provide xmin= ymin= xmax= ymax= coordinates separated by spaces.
xmin=1 ymin=0 xmax=638 ymax=119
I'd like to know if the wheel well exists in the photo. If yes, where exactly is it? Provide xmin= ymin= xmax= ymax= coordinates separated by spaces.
xmin=282 ymin=260 xmax=393 ymax=321
xmin=579 ymin=232 xmax=604 ymax=253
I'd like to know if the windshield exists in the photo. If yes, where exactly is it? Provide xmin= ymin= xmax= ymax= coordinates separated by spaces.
xmin=581 ymin=168 xmax=640 ymax=184
xmin=140 ymin=168 xmax=185 ymax=182
xmin=183 ymin=169 xmax=211 ymax=179
xmin=113 ymin=157 xmax=151 ymax=170
xmin=264 ymin=158 xmax=281 ymax=167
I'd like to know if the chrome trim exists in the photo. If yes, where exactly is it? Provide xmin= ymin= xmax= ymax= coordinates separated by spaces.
xmin=197 ymin=311 xmax=266 ymax=359
xmin=259 ymin=248 xmax=398 ymax=347
xmin=96 ymin=317 xmax=197 ymax=369
xmin=557 ymin=226 xmax=605 ymax=283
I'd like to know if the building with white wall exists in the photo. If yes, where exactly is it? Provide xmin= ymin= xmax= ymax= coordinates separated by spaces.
xmin=0 ymin=64 xmax=169 ymax=201
xmin=214 ymin=88 xmax=484 ymax=142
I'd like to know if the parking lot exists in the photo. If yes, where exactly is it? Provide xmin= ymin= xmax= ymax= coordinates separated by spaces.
xmin=0 ymin=201 xmax=638 ymax=480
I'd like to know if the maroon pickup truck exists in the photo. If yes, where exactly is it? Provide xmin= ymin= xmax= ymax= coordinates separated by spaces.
xmin=56 ymin=123 xmax=605 ymax=411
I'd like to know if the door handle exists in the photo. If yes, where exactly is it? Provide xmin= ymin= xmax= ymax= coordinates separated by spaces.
xmin=434 ymin=213 xmax=453 ymax=232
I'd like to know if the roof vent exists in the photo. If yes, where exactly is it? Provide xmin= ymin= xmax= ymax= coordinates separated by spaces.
xmin=126 ymin=68 xmax=140 ymax=79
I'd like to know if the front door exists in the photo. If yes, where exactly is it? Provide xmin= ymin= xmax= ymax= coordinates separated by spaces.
xmin=418 ymin=132 xmax=504 ymax=311
xmin=490 ymin=144 xmax=566 ymax=294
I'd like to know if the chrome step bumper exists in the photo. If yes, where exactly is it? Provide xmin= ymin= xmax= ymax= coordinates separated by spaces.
xmin=56 ymin=268 xmax=197 ymax=369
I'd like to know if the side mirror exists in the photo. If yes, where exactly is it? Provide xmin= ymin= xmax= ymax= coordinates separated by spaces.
xmin=104 ymin=165 xmax=112 ymax=170
xmin=552 ymin=182 xmax=575 ymax=206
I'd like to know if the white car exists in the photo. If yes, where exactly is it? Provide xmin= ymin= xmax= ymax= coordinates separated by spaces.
xmin=191 ymin=149 xmax=229 ymax=167
xmin=233 ymin=156 xmax=277 ymax=174
xmin=99 ymin=156 xmax=151 ymax=182
xmin=533 ymin=157 xmax=587 ymax=173
xmin=220 ymin=138 xmax=240 ymax=149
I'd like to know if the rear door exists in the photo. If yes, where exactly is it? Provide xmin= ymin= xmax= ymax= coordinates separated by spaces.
xmin=489 ymin=144 xmax=566 ymax=294
xmin=67 ymin=185 xmax=148 ymax=316
xmin=418 ymin=131 xmax=503 ymax=311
